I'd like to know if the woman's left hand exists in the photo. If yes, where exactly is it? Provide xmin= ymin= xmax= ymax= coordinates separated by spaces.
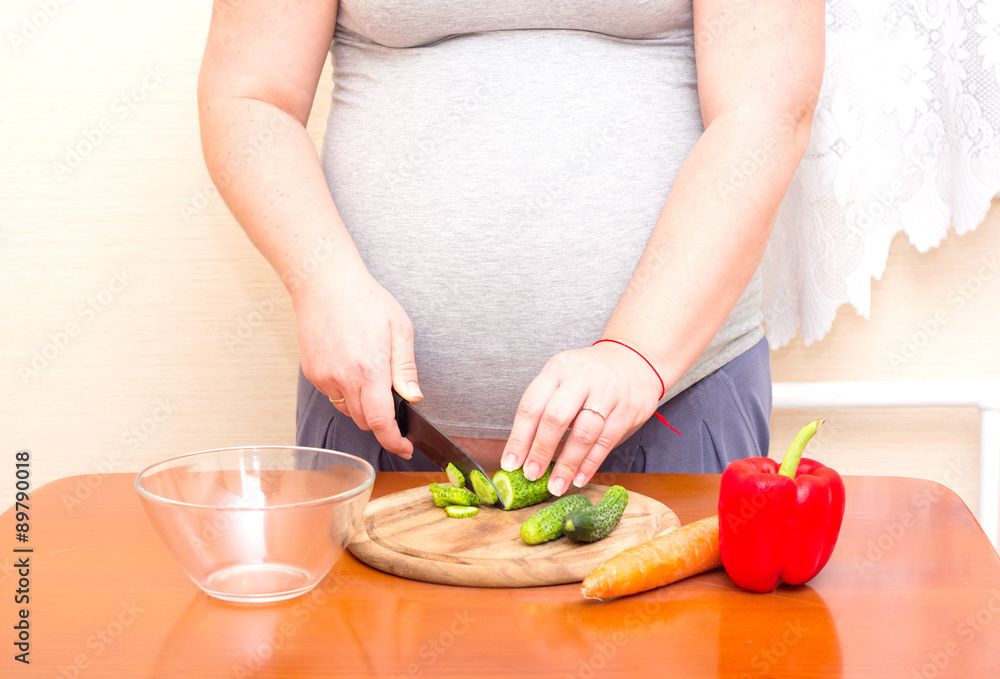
xmin=500 ymin=341 xmax=664 ymax=496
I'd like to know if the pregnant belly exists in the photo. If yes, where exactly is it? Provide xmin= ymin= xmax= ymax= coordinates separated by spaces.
xmin=323 ymin=30 xmax=702 ymax=437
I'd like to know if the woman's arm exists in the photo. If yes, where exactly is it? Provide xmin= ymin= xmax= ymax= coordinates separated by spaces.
xmin=199 ymin=0 xmax=420 ymax=457
xmin=607 ymin=0 xmax=823 ymax=381
xmin=503 ymin=0 xmax=825 ymax=493
xmin=199 ymin=0 xmax=343 ymax=290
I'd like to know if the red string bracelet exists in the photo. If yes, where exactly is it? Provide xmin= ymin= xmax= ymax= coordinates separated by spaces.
xmin=592 ymin=338 xmax=682 ymax=436
xmin=592 ymin=339 xmax=664 ymax=399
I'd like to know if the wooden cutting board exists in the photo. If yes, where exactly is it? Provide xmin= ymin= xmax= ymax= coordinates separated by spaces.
xmin=348 ymin=484 xmax=680 ymax=587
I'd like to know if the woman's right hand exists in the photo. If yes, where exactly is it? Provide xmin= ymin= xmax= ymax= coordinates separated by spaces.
xmin=292 ymin=260 xmax=421 ymax=459
xmin=200 ymin=0 xmax=419 ymax=452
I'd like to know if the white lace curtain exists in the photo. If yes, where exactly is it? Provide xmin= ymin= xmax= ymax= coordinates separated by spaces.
xmin=763 ymin=0 xmax=1000 ymax=347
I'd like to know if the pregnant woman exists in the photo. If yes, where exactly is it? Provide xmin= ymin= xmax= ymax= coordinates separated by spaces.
xmin=198 ymin=0 xmax=823 ymax=496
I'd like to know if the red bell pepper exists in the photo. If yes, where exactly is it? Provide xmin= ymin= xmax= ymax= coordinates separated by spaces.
xmin=718 ymin=420 xmax=846 ymax=593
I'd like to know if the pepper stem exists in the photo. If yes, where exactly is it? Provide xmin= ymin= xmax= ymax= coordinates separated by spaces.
xmin=778 ymin=420 xmax=825 ymax=478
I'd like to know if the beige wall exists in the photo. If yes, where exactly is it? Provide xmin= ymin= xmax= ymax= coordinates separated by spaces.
xmin=2 ymin=2 xmax=999 ymax=528
xmin=2 ymin=1 xmax=307 ymax=504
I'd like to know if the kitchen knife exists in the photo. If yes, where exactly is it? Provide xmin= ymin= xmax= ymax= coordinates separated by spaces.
xmin=392 ymin=390 xmax=506 ymax=508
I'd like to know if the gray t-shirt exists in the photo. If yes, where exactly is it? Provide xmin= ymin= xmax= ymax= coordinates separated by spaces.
xmin=320 ymin=0 xmax=764 ymax=438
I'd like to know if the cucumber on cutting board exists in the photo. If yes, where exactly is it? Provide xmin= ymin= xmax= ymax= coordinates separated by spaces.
xmin=469 ymin=469 xmax=498 ymax=505
xmin=520 ymin=494 xmax=593 ymax=545
xmin=563 ymin=485 xmax=628 ymax=543
xmin=445 ymin=505 xmax=479 ymax=518
xmin=445 ymin=463 xmax=466 ymax=488
xmin=428 ymin=483 xmax=479 ymax=507
xmin=491 ymin=464 xmax=554 ymax=511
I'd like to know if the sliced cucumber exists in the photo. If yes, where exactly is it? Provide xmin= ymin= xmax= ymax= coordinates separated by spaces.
xmin=564 ymin=485 xmax=628 ymax=543
xmin=445 ymin=505 xmax=479 ymax=518
xmin=492 ymin=464 xmax=554 ymax=511
xmin=470 ymin=469 xmax=499 ymax=505
xmin=445 ymin=463 xmax=466 ymax=488
xmin=429 ymin=483 xmax=479 ymax=507
xmin=520 ymin=494 xmax=593 ymax=545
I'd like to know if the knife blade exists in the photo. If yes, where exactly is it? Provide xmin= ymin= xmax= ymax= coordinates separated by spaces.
xmin=392 ymin=390 xmax=506 ymax=508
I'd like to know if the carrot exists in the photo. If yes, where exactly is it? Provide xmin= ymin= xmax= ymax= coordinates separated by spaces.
xmin=580 ymin=516 xmax=722 ymax=600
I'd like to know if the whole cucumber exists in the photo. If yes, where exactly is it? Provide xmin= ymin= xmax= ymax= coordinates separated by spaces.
xmin=520 ymin=494 xmax=593 ymax=544
xmin=563 ymin=486 xmax=629 ymax=543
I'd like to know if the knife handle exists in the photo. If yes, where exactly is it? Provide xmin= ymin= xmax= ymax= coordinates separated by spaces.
xmin=391 ymin=389 xmax=409 ymax=437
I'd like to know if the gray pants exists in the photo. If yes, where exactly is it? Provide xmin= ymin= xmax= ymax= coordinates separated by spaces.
xmin=296 ymin=337 xmax=770 ymax=474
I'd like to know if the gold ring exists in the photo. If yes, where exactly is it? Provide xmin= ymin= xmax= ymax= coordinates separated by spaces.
xmin=580 ymin=405 xmax=607 ymax=422
xmin=329 ymin=397 xmax=346 ymax=405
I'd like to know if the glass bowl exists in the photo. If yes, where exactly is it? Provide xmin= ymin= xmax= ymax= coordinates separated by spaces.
xmin=136 ymin=446 xmax=374 ymax=603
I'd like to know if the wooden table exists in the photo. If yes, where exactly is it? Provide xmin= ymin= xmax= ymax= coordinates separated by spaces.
xmin=2 ymin=472 xmax=999 ymax=678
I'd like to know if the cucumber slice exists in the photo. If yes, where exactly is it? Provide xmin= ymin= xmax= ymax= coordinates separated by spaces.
xmin=429 ymin=483 xmax=479 ymax=507
xmin=445 ymin=505 xmax=479 ymax=518
xmin=491 ymin=464 xmax=554 ymax=511
xmin=564 ymin=485 xmax=628 ymax=543
xmin=470 ymin=470 xmax=499 ymax=505
xmin=520 ymin=494 xmax=593 ymax=545
xmin=445 ymin=463 xmax=466 ymax=488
